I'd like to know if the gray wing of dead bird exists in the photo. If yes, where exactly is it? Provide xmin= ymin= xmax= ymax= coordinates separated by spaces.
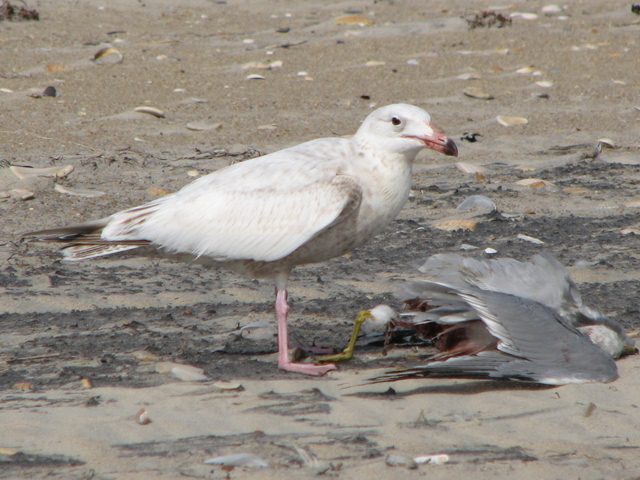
xmin=409 ymin=252 xmax=634 ymax=344
xmin=411 ymin=252 xmax=582 ymax=317
xmin=374 ymin=284 xmax=619 ymax=385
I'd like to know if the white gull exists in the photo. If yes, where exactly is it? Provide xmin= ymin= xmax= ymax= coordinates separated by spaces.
xmin=27 ymin=103 xmax=458 ymax=376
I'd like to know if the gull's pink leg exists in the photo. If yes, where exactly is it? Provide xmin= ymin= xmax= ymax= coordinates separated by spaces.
xmin=275 ymin=288 xmax=336 ymax=376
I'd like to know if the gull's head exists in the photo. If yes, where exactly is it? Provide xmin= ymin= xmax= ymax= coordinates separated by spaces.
xmin=354 ymin=103 xmax=458 ymax=158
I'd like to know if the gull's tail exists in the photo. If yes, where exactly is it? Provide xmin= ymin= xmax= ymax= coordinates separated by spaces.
xmin=24 ymin=218 xmax=149 ymax=261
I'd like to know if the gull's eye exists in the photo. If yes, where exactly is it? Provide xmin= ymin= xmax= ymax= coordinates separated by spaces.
xmin=391 ymin=116 xmax=402 ymax=126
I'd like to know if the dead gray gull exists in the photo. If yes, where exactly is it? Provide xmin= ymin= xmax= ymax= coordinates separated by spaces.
xmin=360 ymin=253 xmax=636 ymax=385
xmin=26 ymin=103 xmax=458 ymax=376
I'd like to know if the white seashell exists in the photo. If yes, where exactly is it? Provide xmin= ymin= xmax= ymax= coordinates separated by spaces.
xmin=10 ymin=188 xmax=34 ymax=200
xmin=484 ymin=247 xmax=498 ymax=255
xmin=133 ymin=106 xmax=165 ymax=118
xmin=517 ymin=233 xmax=545 ymax=245
xmin=541 ymin=4 xmax=562 ymax=14
xmin=186 ymin=121 xmax=222 ymax=132
xmin=10 ymin=164 xmax=74 ymax=180
xmin=515 ymin=178 xmax=557 ymax=191
xmin=463 ymin=87 xmax=493 ymax=100
xmin=455 ymin=162 xmax=487 ymax=174
xmin=213 ymin=381 xmax=243 ymax=391
xmin=414 ymin=454 xmax=450 ymax=465
xmin=511 ymin=12 xmax=538 ymax=20
xmin=433 ymin=218 xmax=478 ymax=232
xmin=496 ymin=115 xmax=528 ymax=127
xmin=516 ymin=66 xmax=536 ymax=74
xmin=54 ymin=184 xmax=106 ymax=198
xmin=93 ymin=46 xmax=124 ymax=64
xmin=242 ymin=61 xmax=269 ymax=70
xmin=457 ymin=72 xmax=481 ymax=80
xmin=170 ymin=364 xmax=208 ymax=382
xmin=535 ymin=80 xmax=553 ymax=88
xmin=187 ymin=170 xmax=200 ymax=177
xmin=457 ymin=195 xmax=496 ymax=214
xmin=365 ymin=60 xmax=385 ymax=67
xmin=246 ymin=74 xmax=265 ymax=80
xmin=204 ymin=453 xmax=268 ymax=468
xmin=597 ymin=138 xmax=615 ymax=148
xmin=336 ymin=14 xmax=374 ymax=27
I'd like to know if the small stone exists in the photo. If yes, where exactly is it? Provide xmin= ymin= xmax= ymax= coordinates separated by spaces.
xmin=136 ymin=408 xmax=152 ymax=425
xmin=146 ymin=186 xmax=171 ymax=197
xmin=42 ymin=86 xmax=57 ymax=97
xmin=385 ymin=454 xmax=417 ymax=469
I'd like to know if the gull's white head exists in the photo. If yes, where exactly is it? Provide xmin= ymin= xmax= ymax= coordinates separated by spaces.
xmin=354 ymin=103 xmax=458 ymax=158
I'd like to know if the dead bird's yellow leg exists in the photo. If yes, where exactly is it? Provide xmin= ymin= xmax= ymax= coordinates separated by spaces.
xmin=315 ymin=310 xmax=371 ymax=363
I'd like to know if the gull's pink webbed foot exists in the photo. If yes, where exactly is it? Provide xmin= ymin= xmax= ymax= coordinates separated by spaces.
xmin=275 ymin=289 xmax=337 ymax=376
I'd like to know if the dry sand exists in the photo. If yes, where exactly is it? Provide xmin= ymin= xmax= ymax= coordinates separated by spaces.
xmin=1 ymin=0 xmax=640 ymax=478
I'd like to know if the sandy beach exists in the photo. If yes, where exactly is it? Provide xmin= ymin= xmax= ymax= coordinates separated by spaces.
xmin=1 ymin=0 xmax=640 ymax=478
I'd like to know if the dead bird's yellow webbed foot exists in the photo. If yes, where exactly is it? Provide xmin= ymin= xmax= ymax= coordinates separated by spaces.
xmin=315 ymin=310 xmax=371 ymax=363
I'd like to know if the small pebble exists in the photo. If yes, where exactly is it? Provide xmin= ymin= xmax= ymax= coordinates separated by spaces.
xmin=136 ymin=408 xmax=152 ymax=425
xmin=385 ymin=454 xmax=417 ymax=469
xmin=42 ymin=86 xmax=57 ymax=97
